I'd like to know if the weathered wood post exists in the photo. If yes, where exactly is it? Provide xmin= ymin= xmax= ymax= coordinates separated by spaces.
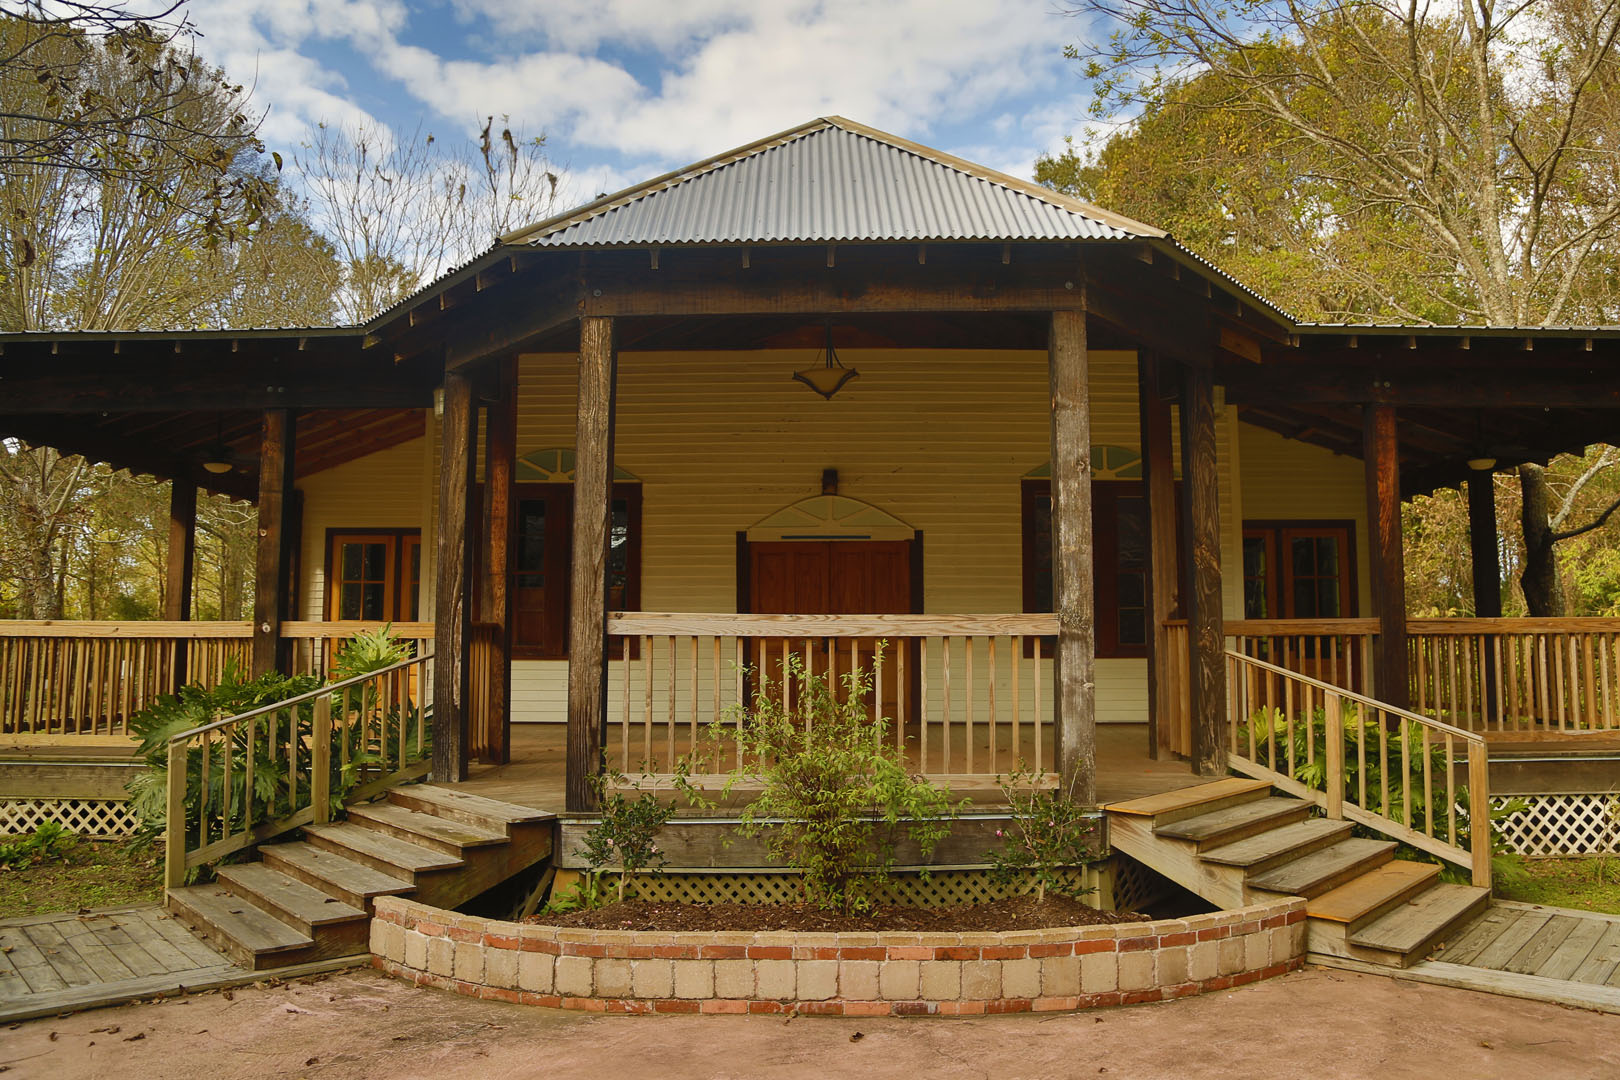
xmin=567 ymin=316 xmax=617 ymax=812
xmin=166 ymin=478 xmax=196 ymax=689
xmin=251 ymin=409 xmax=296 ymax=677
xmin=1364 ymin=404 xmax=1409 ymax=710
xmin=1468 ymin=466 xmax=1501 ymax=722
xmin=1137 ymin=351 xmax=1177 ymax=760
xmin=479 ymin=357 xmax=518 ymax=765
xmin=1049 ymin=305 xmax=1096 ymax=804
xmin=1179 ymin=360 xmax=1226 ymax=776
xmin=433 ymin=370 xmax=478 ymax=782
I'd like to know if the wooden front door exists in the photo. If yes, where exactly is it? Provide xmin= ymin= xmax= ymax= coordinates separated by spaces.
xmin=747 ymin=540 xmax=914 ymax=718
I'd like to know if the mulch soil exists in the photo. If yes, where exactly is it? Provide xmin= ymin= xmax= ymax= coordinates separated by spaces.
xmin=538 ymin=893 xmax=1149 ymax=932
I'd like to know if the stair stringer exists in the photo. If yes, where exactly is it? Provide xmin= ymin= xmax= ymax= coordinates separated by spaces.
xmin=1106 ymin=813 xmax=1253 ymax=910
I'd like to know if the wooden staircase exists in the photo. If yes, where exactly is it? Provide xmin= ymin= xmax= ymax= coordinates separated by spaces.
xmin=166 ymin=786 xmax=554 ymax=970
xmin=1106 ymin=778 xmax=1490 ymax=968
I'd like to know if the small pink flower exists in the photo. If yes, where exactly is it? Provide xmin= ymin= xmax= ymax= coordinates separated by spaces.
xmin=995 ymin=829 xmax=1003 ymax=838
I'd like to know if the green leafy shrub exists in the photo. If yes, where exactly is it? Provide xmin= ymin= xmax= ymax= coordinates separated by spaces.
xmin=126 ymin=626 xmax=428 ymax=866
xmin=988 ymin=766 xmax=1099 ymax=902
xmin=572 ymin=770 xmax=678 ymax=904
xmin=0 ymin=821 xmax=78 ymax=870
xmin=702 ymin=650 xmax=960 ymax=913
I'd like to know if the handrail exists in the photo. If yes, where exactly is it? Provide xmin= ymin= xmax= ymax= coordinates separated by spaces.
xmin=607 ymin=611 xmax=1060 ymax=637
xmin=168 ymin=652 xmax=431 ymax=743
xmin=0 ymin=620 xmax=253 ymax=638
xmin=1232 ymin=650 xmax=1485 ymax=746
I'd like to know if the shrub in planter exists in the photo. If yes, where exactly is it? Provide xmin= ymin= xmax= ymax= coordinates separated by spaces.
xmin=988 ymin=765 xmax=1099 ymax=902
xmin=566 ymin=770 xmax=679 ymax=907
xmin=694 ymin=650 xmax=961 ymax=913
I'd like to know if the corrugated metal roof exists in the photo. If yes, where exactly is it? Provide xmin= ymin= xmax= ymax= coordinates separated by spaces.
xmin=506 ymin=117 xmax=1163 ymax=248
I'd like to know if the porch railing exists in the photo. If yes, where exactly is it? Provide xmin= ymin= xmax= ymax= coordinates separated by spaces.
xmin=281 ymin=621 xmax=435 ymax=679
xmin=605 ymin=612 xmax=1059 ymax=782
xmin=163 ymin=650 xmax=434 ymax=888
xmin=1408 ymin=618 xmax=1620 ymax=734
xmin=1226 ymin=649 xmax=1490 ymax=888
xmin=0 ymin=621 xmax=251 ymax=740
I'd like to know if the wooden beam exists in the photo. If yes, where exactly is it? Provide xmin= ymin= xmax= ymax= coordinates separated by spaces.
xmin=433 ymin=370 xmax=478 ymax=783
xmin=567 ymin=316 xmax=617 ymax=812
xmin=1138 ymin=352 xmax=1178 ymax=760
xmin=1364 ymin=404 xmax=1410 ymax=709
xmin=0 ymin=362 xmax=434 ymax=414
xmin=1179 ymin=360 xmax=1226 ymax=776
xmin=443 ymin=282 xmax=585 ymax=370
xmin=251 ymin=410 xmax=295 ymax=676
xmin=478 ymin=357 xmax=518 ymax=766
xmin=0 ymin=415 xmax=256 ymax=501
xmin=1048 ymin=306 xmax=1096 ymax=804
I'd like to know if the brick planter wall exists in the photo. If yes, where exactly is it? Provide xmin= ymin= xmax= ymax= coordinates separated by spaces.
xmin=369 ymin=895 xmax=1307 ymax=1016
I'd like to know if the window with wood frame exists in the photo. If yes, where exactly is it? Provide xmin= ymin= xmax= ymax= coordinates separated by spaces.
xmin=326 ymin=530 xmax=422 ymax=621
xmin=1241 ymin=522 xmax=1357 ymax=620
xmin=1022 ymin=480 xmax=1171 ymax=659
xmin=510 ymin=483 xmax=642 ymax=660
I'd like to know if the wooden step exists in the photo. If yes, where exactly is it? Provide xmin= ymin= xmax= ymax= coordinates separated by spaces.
xmin=166 ymin=885 xmax=312 ymax=971
xmin=1201 ymin=818 xmax=1354 ymax=875
xmin=1248 ymin=838 xmax=1396 ymax=898
xmin=303 ymin=822 xmax=464 ymax=878
xmin=213 ymin=863 xmax=368 ymax=935
xmin=1346 ymin=884 xmax=1492 ymax=967
xmin=346 ymin=802 xmax=508 ymax=856
xmin=1308 ymin=860 xmax=1442 ymax=933
xmin=1154 ymin=797 xmax=1310 ymax=850
xmin=1103 ymin=778 xmax=1273 ymax=826
xmin=387 ymin=784 xmax=553 ymax=833
xmin=260 ymin=841 xmax=418 ymax=910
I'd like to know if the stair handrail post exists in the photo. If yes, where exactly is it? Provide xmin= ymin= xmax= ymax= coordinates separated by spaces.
xmin=312 ymin=694 xmax=333 ymax=825
xmin=1324 ymin=691 xmax=1344 ymax=821
xmin=165 ymin=737 xmax=187 ymax=890
xmin=1468 ymin=746 xmax=1491 ymax=889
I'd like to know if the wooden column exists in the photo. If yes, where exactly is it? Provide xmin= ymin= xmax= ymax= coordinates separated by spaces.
xmin=166 ymin=479 xmax=196 ymax=688
xmin=1049 ymin=306 xmax=1096 ymax=804
xmin=479 ymin=357 xmax=518 ymax=765
xmin=1179 ymin=361 xmax=1226 ymax=776
xmin=251 ymin=410 xmax=296 ymax=676
xmin=1137 ymin=352 xmax=1177 ymax=760
xmin=433 ymin=370 xmax=478 ymax=783
xmin=567 ymin=316 xmax=617 ymax=812
xmin=1468 ymin=468 xmax=1502 ymax=722
xmin=1364 ymin=404 xmax=1410 ymax=709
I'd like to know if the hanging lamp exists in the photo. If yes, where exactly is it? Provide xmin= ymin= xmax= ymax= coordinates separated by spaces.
xmin=792 ymin=321 xmax=858 ymax=399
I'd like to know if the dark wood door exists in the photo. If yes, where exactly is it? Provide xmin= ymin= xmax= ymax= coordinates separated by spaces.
xmin=748 ymin=540 xmax=913 ymax=718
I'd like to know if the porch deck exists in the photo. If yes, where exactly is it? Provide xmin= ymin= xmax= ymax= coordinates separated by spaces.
xmin=457 ymin=722 xmax=1202 ymax=815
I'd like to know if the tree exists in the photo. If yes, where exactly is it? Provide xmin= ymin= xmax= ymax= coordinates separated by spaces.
xmin=295 ymin=118 xmax=562 ymax=322
xmin=1056 ymin=0 xmax=1620 ymax=612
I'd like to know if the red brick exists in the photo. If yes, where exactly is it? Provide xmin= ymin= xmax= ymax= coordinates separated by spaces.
xmin=1032 ymin=996 xmax=1081 ymax=1012
xmin=1122 ymin=988 xmax=1164 ymax=1005
xmin=748 ymin=1000 xmax=787 ymax=1014
xmin=603 ymin=943 xmax=635 ymax=958
xmin=415 ymin=920 xmax=446 ymax=937
xmin=1118 ymin=936 xmax=1158 ymax=952
xmin=478 ymin=986 xmax=523 ymax=1003
xmin=841 ymin=1001 xmax=894 ymax=1017
xmin=652 ymin=944 xmax=700 ymax=959
xmin=519 ymin=938 xmax=559 ymax=954
xmin=839 ymin=946 xmax=886 ymax=961
xmin=565 ymin=944 xmax=608 ymax=958
xmin=701 ymin=1000 xmax=749 ymax=1014
xmin=561 ymin=996 xmax=606 ymax=1012
xmin=1072 ymin=940 xmax=1115 ymax=955
xmin=987 ymin=999 xmax=1032 ymax=1014
xmin=885 ymin=946 xmax=933 ymax=960
xmin=1286 ymin=910 xmax=1307 ymax=925
xmin=448 ymin=926 xmax=483 ymax=944
xmin=796 ymin=1002 xmax=846 ymax=1016
xmin=483 ymin=933 xmax=521 ymax=950
xmin=699 ymin=945 xmax=748 ymax=959
xmin=654 ymin=999 xmax=702 ymax=1013
xmin=1196 ymin=926 xmax=1230 ymax=941
xmin=1158 ymin=932 xmax=1196 ymax=947
xmin=936 ymin=946 xmax=980 ymax=961
xmin=939 ymin=1001 xmax=986 ymax=1016
xmin=893 ymin=1001 xmax=936 ymax=1016
xmin=1260 ymin=961 xmax=1293 ymax=980
xmin=1163 ymin=983 xmax=1198 ymax=1000
xmin=747 ymin=946 xmax=793 ymax=960
xmin=1261 ymin=913 xmax=1287 ymax=930
xmin=1233 ymin=970 xmax=1263 ymax=987
xmin=980 ymin=946 xmax=1026 ymax=960
xmin=1081 ymin=991 xmax=1122 ymax=1008
xmin=793 ymin=946 xmax=841 ymax=960
xmin=1236 ymin=921 xmax=1263 ymax=936
xmin=519 ymin=994 xmax=562 ymax=1008
xmin=1026 ymin=944 xmax=1067 ymax=958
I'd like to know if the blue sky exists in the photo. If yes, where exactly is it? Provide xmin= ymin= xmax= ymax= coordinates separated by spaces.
xmin=183 ymin=0 xmax=1101 ymax=213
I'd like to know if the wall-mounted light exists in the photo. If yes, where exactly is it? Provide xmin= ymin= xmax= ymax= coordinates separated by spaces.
xmin=1467 ymin=456 xmax=1497 ymax=471
xmin=793 ymin=321 xmax=858 ymax=399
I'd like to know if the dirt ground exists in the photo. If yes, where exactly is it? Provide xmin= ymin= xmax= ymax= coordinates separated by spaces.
xmin=4 ymin=966 xmax=1614 ymax=1080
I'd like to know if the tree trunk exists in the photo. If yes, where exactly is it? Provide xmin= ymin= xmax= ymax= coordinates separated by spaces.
xmin=1519 ymin=463 xmax=1566 ymax=616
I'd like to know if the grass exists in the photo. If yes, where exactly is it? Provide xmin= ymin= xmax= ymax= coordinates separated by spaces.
xmin=1496 ymin=855 xmax=1620 ymax=915
xmin=0 ymin=832 xmax=164 ymax=919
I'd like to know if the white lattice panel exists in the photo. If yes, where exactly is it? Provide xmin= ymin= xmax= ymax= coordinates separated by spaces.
xmin=0 ymin=798 xmax=140 ymax=839
xmin=622 ymin=866 xmax=1108 ymax=908
xmin=1493 ymin=794 xmax=1620 ymax=857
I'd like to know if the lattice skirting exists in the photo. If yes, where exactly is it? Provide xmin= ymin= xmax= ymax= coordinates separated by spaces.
xmin=0 ymin=797 xmax=141 ymax=839
xmin=615 ymin=864 xmax=1115 ymax=909
xmin=1493 ymin=793 xmax=1620 ymax=857
xmin=1111 ymin=855 xmax=1177 ymax=912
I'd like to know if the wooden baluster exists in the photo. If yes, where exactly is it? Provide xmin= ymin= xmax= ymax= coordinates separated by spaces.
xmin=1421 ymin=725 xmax=1433 ymax=837
xmin=896 ymin=639 xmax=907 ymax=756
xmin=1492 ymin=633 xmax=1505 ymax=733
xmin=687 ymin=635 xmax=698 ymax=765
xmin=1445 ymin=733 xmax=1457 ymax=846
xmin=1010 ymin=637 xmax=1021 ymax=765
xmin=199 ymin=736 xmax=211 ymax=845
xmin=1034 ymin=638 xmax=1044 ymax=776
xmin=312 ymin=695 xmax=333 ymax=825
xmin=620 ymin=641 xmax=631 ymax=773
xmin=964 ymin=635 xmax=975 ymax=774
xmin=341 ymin=687 xmax=352 ymax=775
xmin=1356 ymin=700 xmax=1367 ymax=809
xmin=874 ymin=639 xmax=885 ymax=729
xmin=1324 ymin=693 xmax=1344 ymax=819
xmin=920 ymin=637 xmax=931 ymax=774
xmin=735 ymin=638 xmax=745 ymax=770
xmin=663 ymin=637 xmax=676 ymax=770
xmin=1400 ymin=715 xmax=1411 ymax=828
xmin=712 ymin=635 xmax=722 ymax=729
xmin=165 ymin=737 xmax=188 ymax=890
xmin=1377 ymin=703 xmax=1390 ymax=818
xmin=1583 ymin=634 xmax=1597 ymax=731
xmin=643 ymin=635 xmax=653 ymax=767
xmin=1285 ymin=665 xmax=1296 ymax=779
xmin=1415 ymin=636 xmax=1428 ymax=718
xmin=1469 ymin=744 xmax=1492 ymax=888
xmin=987 ymin=635 xmax=998 ymax=774
xmin=942 ymin=636 xmax=953 ymax=774
xmin=1603 ymin=633 xmax=1615 ymax=731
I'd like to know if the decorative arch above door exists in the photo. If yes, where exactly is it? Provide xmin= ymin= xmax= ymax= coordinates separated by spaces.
xmin=1024 ymin=445 xmax=1143 ymax=481
xmin=745 ymin=495 xmax=916 ymax=542
xmin=516 ymin=447 xmax=640 ymax=483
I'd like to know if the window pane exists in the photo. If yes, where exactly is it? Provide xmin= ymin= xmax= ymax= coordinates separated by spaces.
xmin=1243 ymin=536 xmax=1269 ymax=619
xmin=609 ymin=497 xmax=631 ymax=594
xmin=1118 ymin=571 xmax=1144 ymax=608
xmin=362 ymin=583 xmax=384 ymax=620
xmin=1118 ymin=608 xmax=1146 ymax=647
xmin=1292 ymin=536 xmax=1317 ymax=578
xmin=1117 ymin=497 xmax=1146 ymax=569
xmin=340 ymin=582 xmax=362 ymax=620
xmin=341 ymin=543 xmax=362 ymax=579
xmin=360 ymin=542 xmax=385 ymax=579
xmin=517 ymin=500 xmax=547 ymax=585
xmin=1317 ymin=537 xmax=1340 ymax=576
xmin=1318 ymin=577 xmax=1341 ymax=617
xmin=1032 ymin=495 xmax=1053 ymax=610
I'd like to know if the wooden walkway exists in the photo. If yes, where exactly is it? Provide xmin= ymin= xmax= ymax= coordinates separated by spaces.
xmin=1434 ymin=901 xmax=1620 ymax=985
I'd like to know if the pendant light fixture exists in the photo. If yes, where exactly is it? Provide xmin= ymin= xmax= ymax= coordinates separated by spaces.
xmin=792 ymin=320 xmax=858 ymax=399
xmin=201 ymin=418 xmax=235 ymax=475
